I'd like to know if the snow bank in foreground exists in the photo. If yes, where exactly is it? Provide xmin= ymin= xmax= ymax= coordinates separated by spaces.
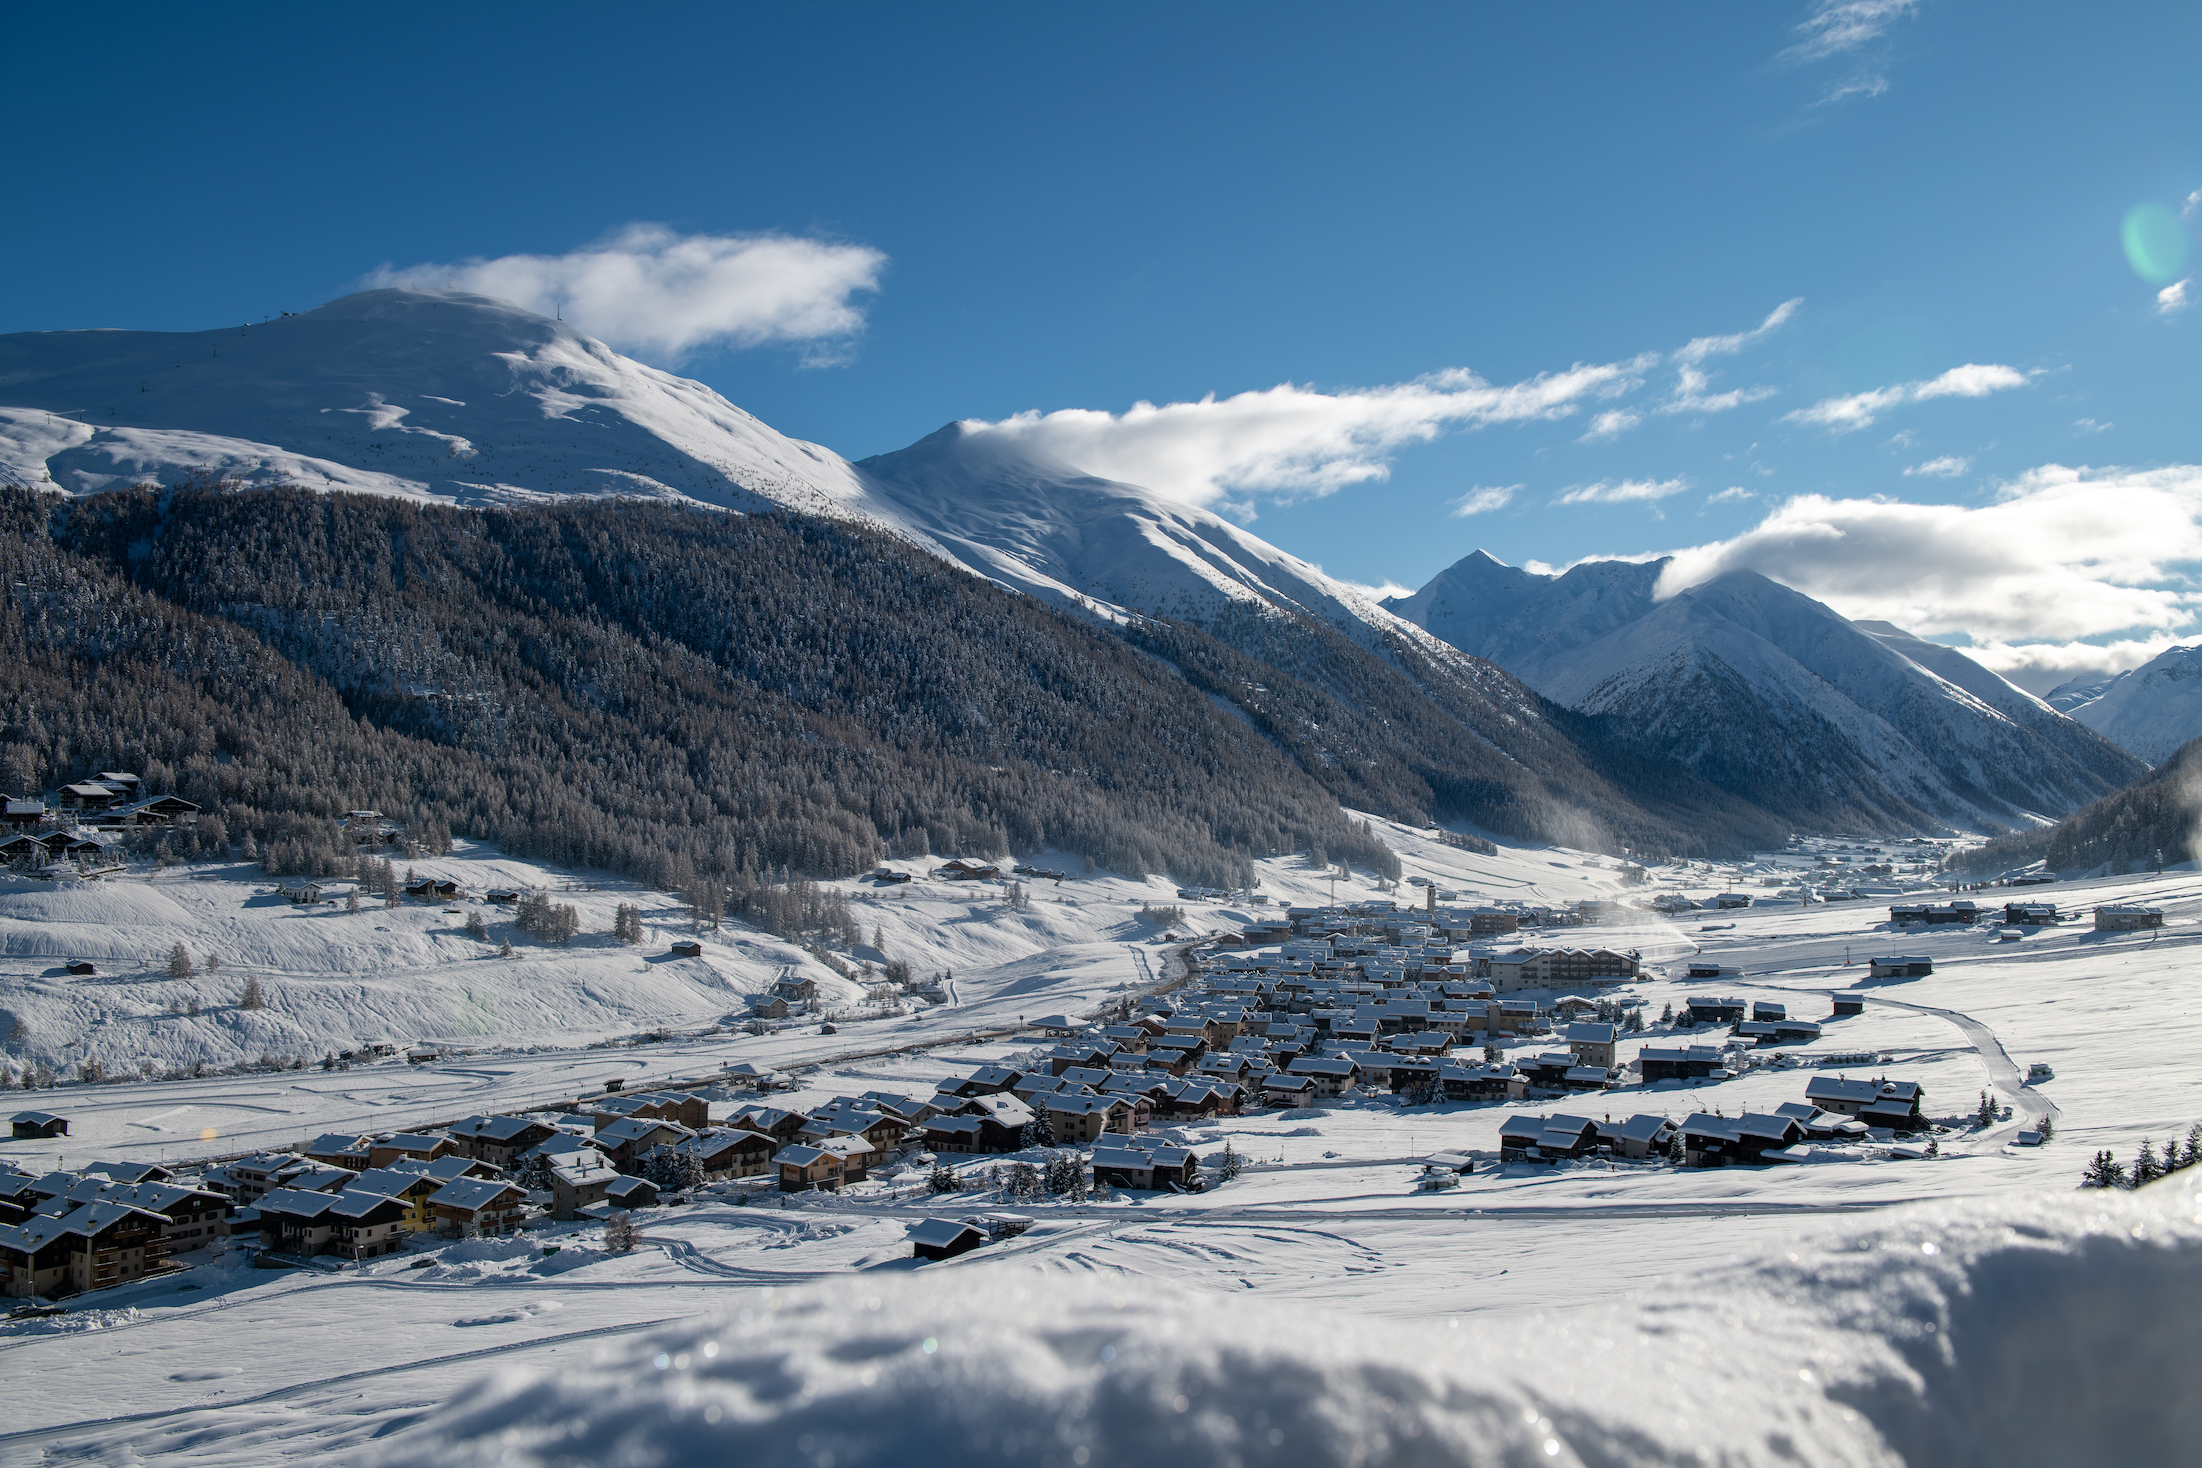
xmin=365 ymin=1180 xmax=2202 ymax=1467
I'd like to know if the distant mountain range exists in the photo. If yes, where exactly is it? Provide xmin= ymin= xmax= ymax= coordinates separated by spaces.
xmin=2047 ymin=647 xmax=2202 ymax=765
xmin=0 ymin=289 xmax=2147 ymax=854
xmin=1385 ymin=552 xmax=2145 ymax=831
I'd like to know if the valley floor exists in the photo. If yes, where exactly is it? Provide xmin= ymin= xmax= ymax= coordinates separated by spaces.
xmin=1 ymin=823 xmax=2193 ymax=1464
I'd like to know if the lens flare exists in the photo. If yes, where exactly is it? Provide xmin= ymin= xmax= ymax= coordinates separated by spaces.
xmin=2122 ymin=203 xmax=2190 ymax=286
xmin=200 ymin=1126 xmax=218 ymax=1142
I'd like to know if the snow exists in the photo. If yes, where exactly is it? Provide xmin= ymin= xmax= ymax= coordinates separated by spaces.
xmin=0 ymin=292 xmax=1481 ymax=673
xmin=2045 ymin=643 xmax=2202 ymax=763
xmin=1387 ymin=554 xmax=2139 ymax=824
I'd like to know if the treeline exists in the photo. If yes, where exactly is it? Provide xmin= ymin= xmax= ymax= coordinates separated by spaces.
xmin=3 ymin=486 xmax=1417 ymax=891
xmin=0 ymin=484 xmax=1802 ymax=901
xmin=1954 ymin=735 xmax=2202 ymax=877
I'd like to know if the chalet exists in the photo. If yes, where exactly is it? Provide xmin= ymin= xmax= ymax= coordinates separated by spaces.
xmin=1564 ymin=1022 xmax=1617 ymax=1071
xmin=65 ymin=960 xmax=95 ymax=975
xmin=1684 ymin=997 xmax=1747 ymax=1027
xmin=485 ymin=889 xmax=519 ymax=905
xmin=1858 ymin=1096 xmax=1926 ymax=1134
xmin=549 ymin=1151 xmax=624 ymax=1219
xmin=128 ymin=795 xmax=201 ymax=826
xmin=0 ymin=1199 xmax=172 ymax=1297
xmin=773 ymin=1137 xmax=873 ymax=1192
xmin=2003 ymin=902 xmax=2059 ymax=926
xmin=907 ymin=1217 xmax=987 ymax=1262
xmin=345 ymin=1167 xmax=448 ymax=1231
xmin=1 ymin=799 xmax=44 ymax=828
xmin=1485 ymin=947 xmax=1639 ymax=993
xmin=1773 ymin=1101 xmax=1868 ymax=1142
xmin=1712 ymin=892 xmax=1754 ymax=909
xmin=858 ymin=1092 xmax=936 ymax=1127
xmin=253 ymin=1186 xmax=347 ymax=1256
xmin=1804 ymin=1076 xmax=1924 ymax=1129
xmin=801 ymin=1104 xmax=909 ymax=1154
xmin=0 ymin=835 xmax=43 ymax=865
xmin=593 ymin=1092 xmax=710 ymax=1131
xmin=669 ymin=941 xmax=704 ymax=958
xmin=63 ymin=836 xmax=106 ymax=864
xmin=922 ymin=1104 xmax=1031 ymax=1155
xmin=1598 ymin=1114 xmax=1677 ymax=1160
xmin=2095 ymin=906 xmax=2163 ymax=933
xmin=1680 ymin=1111 xmax=1806 ymax=1167
xmin=430 ymin=1177 xmax=528 ymax=1235
xmin=1046 ymin=1043 xmax=1114 ymax=1077
xmin=678 ymin=1128 xmax=775 ymax=1180
xmin=1751 ymin=1002 xmax=1786 ymax=1022
xmin=1032 ymin=1014 xmax=1085 ymax=1037
xmin=1262 ymin=1072 xmax=1318 ymax=1108
xmin=772 ymin=975 xmax=820 ymax=1007
xmin=1830 ymin=996 xmax=1865 ymax=1018
xmin=934 ymin=859 xmax=1001 ymax=880
xmin=1436 ymin=1059 xmax=1519 ymax=1102
xmin=277 ymin=881 xmax=325 ymax=905
xmin=603 ymin=1176 xmax=659 ymax=1212
xmin=748 ymin=994 xmax=792 ymax=1020
xmin=729 ymin=1106 xmax=808 ymax=1146
xmin=1868 ymin=956 xmax=1934 ymax=979
xmin=1035 ymin=1093 xmax=1134 ymax=1144
xmin=445 ymin=1115 xmax=562 ymax=1169
xmin=302 ymin=1133 xmax=378 ymax=1171
xmin=368 ymin=1132 xmax=458 ymax=1169
xmin=1498 ymin=1112 xmax=1600 ymax=1163
xmin=1888 ymin=901 xmax=1979 ymax=926
xmin=596 ymin=1117 xmax=695 ymax=1172
xmin=1286 ymin=1055 xmax=1359 ymax=1099
xmin=1090 ymin=1138 xmax=1198 ymax=1191
xmin=11 ymin=1112 xmax=67 ymax=1140
xmin=81 ymin=1161 xmax=172 ymax=1185
xmin=59 ymin=782 xmax=122 ymax=811
xmin=96 ymin=772 xmax=142 ymax=798
xmin=935 ymin=1064 xmax=1023 ymax=1100
xmin=326 ymin=1190 xmax=409 ymax=1258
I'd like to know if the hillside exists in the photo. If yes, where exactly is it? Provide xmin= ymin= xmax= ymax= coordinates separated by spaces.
xmin=0 ymin=293 xmax=1799 ymax=862
xmin=1388 ymin=553 xmax=2147 ymax=832
xmin=2047 ymin=645 xmax=2202 ymax=764
xmin=1953 ymin=732 xmax=2202 ymax=877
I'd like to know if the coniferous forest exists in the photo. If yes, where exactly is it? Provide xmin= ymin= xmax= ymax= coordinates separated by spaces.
xmin=0 ymin=485 xmax=1786 ymax=901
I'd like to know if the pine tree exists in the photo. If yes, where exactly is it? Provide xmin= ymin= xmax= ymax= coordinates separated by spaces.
xmin=2183 ymin=1124 xmax=2202 ymax=1170
xmin=2037 ymin=1114 xmax=2054 ymax=1142
xmin=238 ymin=975 xmax=265 ymax=1010
xmin=928 ymin=1163 xmax=960 ymax=1194
xmin=2133 ymin=1139 xmax=2161 ymax=1187
xmin=603 ymin=1211 xmax=641 ymax=1253
xmin=346 ymin=888 xmax=361 ymax=913
xmin=2082 ymin=1150 xmax=2127 ymax=1189
xmin=167 ymin=943 xmax=194 ymax=979
xmin=464 ymin=909 xmax=488 ymax=940
xmin=1659 ymin=1002 xmax=1674 ymax=1025
xmin=1976 ymin=1090 xmax=1998 ymax=1128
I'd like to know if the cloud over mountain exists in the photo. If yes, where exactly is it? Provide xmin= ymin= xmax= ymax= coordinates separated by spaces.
xmin=366 ymin=225 xmax=886 ymax=364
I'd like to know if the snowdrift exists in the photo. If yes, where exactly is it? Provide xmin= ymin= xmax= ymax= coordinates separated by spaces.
xmin=365 ymin=1179 xmax=2202 ymax=1467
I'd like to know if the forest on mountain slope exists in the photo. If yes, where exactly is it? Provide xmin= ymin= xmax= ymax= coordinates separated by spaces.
xmin=0 ymin=486 xmax=1785 ymax=902
xmin=1953 ymin=734 xmax=2202 ymax=878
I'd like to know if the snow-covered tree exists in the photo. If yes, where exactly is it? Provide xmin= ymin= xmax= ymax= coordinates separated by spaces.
xmin=167 ymin=943 xmax=195 ymax=979
xmin=603 ymin=1211 xmax=641 ymax=1253
xmin=465 ymin=909 xmax=488 ymax=941
xmin=238 ymin=975 xmax=265 ymax=1010
xmin=1976 ymin=1091 xmax=1998 ymax=1128
xmin=2133 ymin=1139 xmax=2161 ymax=1187
xmin=2082 ymin=1150 xmax=2127 ymax=1189
xmin=928 ymin=1163 xmax=961 ymax=1194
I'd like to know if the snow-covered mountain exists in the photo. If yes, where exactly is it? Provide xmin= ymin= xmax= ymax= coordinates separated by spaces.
xmin=0 ymin=289 xmax=892 ymax=525
xmin=0 ymin=289 xmax=1432 ymax=650
xmin=1387 ymin=553 xmax=2147 ymax=830
xmin=2046 ymin=646 xmax=2202 ymax=764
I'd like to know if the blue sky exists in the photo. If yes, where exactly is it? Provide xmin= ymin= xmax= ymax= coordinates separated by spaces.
xmin=5 ymin=2 xmax=2199 ymax=689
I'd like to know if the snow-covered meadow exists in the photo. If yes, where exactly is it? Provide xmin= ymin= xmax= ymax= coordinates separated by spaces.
xmin=3 ymin=820 xmax=2196 ymax=1464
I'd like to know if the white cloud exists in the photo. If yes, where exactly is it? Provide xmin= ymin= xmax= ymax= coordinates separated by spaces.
xmin=1784 ymin=363 xmax=2030 ymax=432
xmin=365 ymin=224 xmax=887 ymax=364
xmin=1903 ymin=455 xmax=1972 ymax=478
xmin=1659 ymin=300 xmax=1797 ymax=415
xmin=1651 ymin=463 xmax=2202 ymax=645
xmin=1674 ymin=300 xmax=1803 ymax=365
xmin=1449 ymin=485 xmax=1519 ymax=517
xmin=2076 ymin=418 xmax=2113 ymax=434
xmin=2184 ymin=190 xmax=2201 ymax=221
xmin=1338 ymin=577 xmax=1419 ymax=603
xmin=1579 ymin=409 xmax=1641 ymax=442
xmin=2158 ymin=279 xmax=2191 ymax=315
xmin=1963 ymin=638 xmax=2182 ymax=696
xmin=960 ymin=358 xmax=1650 ymax=510
xmin=1705 ymin=487 xmax=1756 ymax=505
xmin=1782 ymin=0 xmax=1921 ymax=63
xmin=1557 ymin=477 xmax=1693 ymax=507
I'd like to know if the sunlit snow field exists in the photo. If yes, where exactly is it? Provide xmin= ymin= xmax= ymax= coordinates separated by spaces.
xmin=3 ymin=821 xmax=2197 ymax=1464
